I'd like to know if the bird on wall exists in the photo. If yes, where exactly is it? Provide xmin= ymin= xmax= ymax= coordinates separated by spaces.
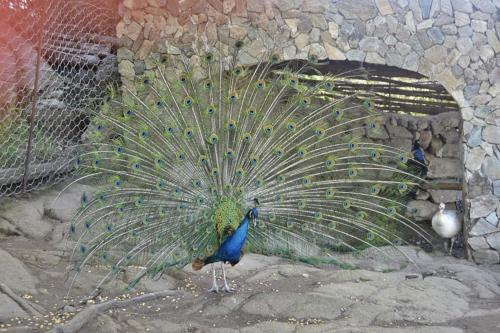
xmin=431 ymin=203 xmax=461 ymax=255
xmin=65 ymin=43 xmax=432 ymax=293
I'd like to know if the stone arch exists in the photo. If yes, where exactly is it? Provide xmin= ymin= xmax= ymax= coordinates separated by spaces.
xmin=116 ymin=0 xmax=500 ymax=262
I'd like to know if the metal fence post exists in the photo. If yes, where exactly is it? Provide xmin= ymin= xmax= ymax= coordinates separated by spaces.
xmin=22 ymin=3 xmax=46 ymax=192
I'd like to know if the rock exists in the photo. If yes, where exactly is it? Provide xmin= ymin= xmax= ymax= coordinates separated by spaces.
xmin=427 ymin=27 xmax=445 ymax=44
xmin=133 ymin=60 xmax=145 ymax=75
xmin=123 ymin=0 xmax=147 ymax=9
xmin=468 ymin=236 xmax=491 ymax=250
xmin=418 ymin=130 xmax=432 ymax=149
xmin=0 ymin=217 xmax=21 ymax=236
xmin=454 ymin=12 xmax=470 ymax=27
xmin=345 ymin=49 xmax=366 ymax=62
xmin=118 ymin=60 xmax=135 ymax=80
xmin=467 ymin=126 xmax=482 ymax=147
xmin=442 ymin=143 xmax=460 ymax=158
xmin=294 ymin=33 xmax=309 ymax=49
xmin=406 ymin=200 xmax=439 ymax=221
xmin=385 ymin=124 xmax=412 ymax=139
xmin=493 ymin=180 xmax=500 ymax=198
xmin=486 ymin=232 xmax=500 ymax=251
xmin=337 ymin=0 xmax=378 ymax=20
xmin=451 ymin=0 xmax=473 ymax=12
xmin=242 ymin=291 xmax=349 ymax=319
xmin=429 ymin=138 xmax=444 ymax=155
xmin=366 ymin=126 xmax=389 ymax=139
xmin=324 ymin=43 xmax=346 ymax=60
xmin=136 ymin=40 xmax=153 ymax=60
xmin=465 ymin=147 xmax=486 ymax=171
xmin=374 ymin=0 xmax=394 ymax=15
xmin=456 ymin=37 xmax=473 ymax=55
xmin=365 ymin=52 xmax=385 ymax=64
xmin=117 ymin=47 xmax=134 ymax=62
xmin=485 ymin=212 xmax=499 ymax=226
xmin=360 ymin=37 xmax=381 ymax=52
xmin=0 ymin=248 xmax=38 ymax=294
xmin=482 ymin=157 xmax=500 ymax=180
xmin=428 ymin=190 xmax=462 ymax=203
xmin=470 ymin=218 xmax=498 ymax=236
xmin=0 ymin=294 xmax=29 ymax=321
xmin=483 ymin=125 xmax=500 ymax=144
xmin=43 ymin=184 xmax=96 ymax=223
xmin=473 ymin=249 xmax=500 ymax=264
xmin=428 ymin=158 xmax=462 ymax=179
xmin=0 ymin=198 xmax=51 ymax=239
xmin=470 ymin=195 xmax=499 ymax=219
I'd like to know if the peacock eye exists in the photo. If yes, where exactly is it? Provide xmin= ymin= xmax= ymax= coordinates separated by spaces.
xmin=156 ymin=101 xmax=163 ymax=107
xmin=143 ymin=79 xmax=150 ymax=85
xmin=235 ymin=40 xmax=244 ymax=48
xmin=184 ymin=97 xmax=193 ymax=107
xmin=205 ymin=53 xmax=213 ymax=62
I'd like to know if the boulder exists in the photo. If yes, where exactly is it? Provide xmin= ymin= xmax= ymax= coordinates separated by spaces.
xmin=0 ymin=198 xmax=52 ymax=239
xmin=0 ymin=248 xmax=38 ymax=294
xmin=472 ymin=249 xmax=500 ymax=264
xmin=406 ymin=200 xmax=439 ymax=221
xmin=0 ymin=294 xmax=29 ymax=321
xmin=385 ymin=124 xmax=413 ymax=139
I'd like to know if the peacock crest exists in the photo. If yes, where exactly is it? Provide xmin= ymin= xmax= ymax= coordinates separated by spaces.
xmin=66 ymin=43 xmax=430 ymax=291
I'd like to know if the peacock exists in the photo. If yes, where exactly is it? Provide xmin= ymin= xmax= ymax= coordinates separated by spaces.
xmin=64 ymin=43 xmax=432 ymax=294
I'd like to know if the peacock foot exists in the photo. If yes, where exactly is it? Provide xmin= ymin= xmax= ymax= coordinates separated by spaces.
xmin=208 ymin=284 xmax=219 ymax=293
xmin=222 ymin=284 xmax=234 ymax=293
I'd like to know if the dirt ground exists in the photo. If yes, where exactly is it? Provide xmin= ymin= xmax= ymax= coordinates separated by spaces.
xmin=0 ymin=184 xmax=499 ymax=333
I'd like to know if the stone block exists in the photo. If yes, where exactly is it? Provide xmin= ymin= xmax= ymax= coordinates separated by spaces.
xmin=482 ymin=157 xmax=500 ymax=180
xmin=486 ymin=232 xmax=500 ymax=251
xmin=468 ymin=236 xmax=491 ymax=250
xmin=470 ymin=195 xmax=499 ymax=219
xmin=406 ymin=200 xmax=439 ymax=221
xmin=428 ymin=158 xmax=462 ymax=179
xmin=483 ymin=125 xmax=500 ymax=144
xmin=385 ymin=124 xmax=413 ymax=139
xmin=428 ymin=190 xmax=462 ymax=203
xmin=472 ymin=249 xmax=500 ymax=264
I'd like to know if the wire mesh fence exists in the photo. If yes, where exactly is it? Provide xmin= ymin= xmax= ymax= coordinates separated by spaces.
xmin=0 ymin=0 xmax=119 ymax=197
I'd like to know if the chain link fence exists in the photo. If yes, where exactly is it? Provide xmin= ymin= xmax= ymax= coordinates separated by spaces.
xmin=0 ymin=0 xmax=119 ymax=197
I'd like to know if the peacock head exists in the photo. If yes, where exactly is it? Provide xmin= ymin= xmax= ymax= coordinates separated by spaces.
xmin=248 ymin=198 xmax=260 ymax=227
xmin=439 ymin=202 xmax=445 ymax=211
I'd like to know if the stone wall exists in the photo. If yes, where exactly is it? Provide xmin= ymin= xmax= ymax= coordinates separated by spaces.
xmin=377 ymin=112 xmax=463 ymax=221
xmin=115 ymin=0 xmax=500 ymax=263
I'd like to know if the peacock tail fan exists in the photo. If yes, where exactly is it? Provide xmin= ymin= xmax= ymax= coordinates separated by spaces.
xmin=66 ymin=43 xmax=431 ymax=292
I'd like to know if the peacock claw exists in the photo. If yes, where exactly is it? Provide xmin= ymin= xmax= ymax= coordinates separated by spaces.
xmin=222 ymin=285 xmax=234 ymax=293
xmin=208 ymin=286 xmax=219 ymax=293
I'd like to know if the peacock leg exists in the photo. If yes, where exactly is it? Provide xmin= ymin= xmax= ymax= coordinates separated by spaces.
xmin=221 ymin=263 xmax=233 ymax=292
xmin=449 ymin=237 xmax=456 ymax=256
xmin=207 ymin=264 xmax=218 ymax=293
